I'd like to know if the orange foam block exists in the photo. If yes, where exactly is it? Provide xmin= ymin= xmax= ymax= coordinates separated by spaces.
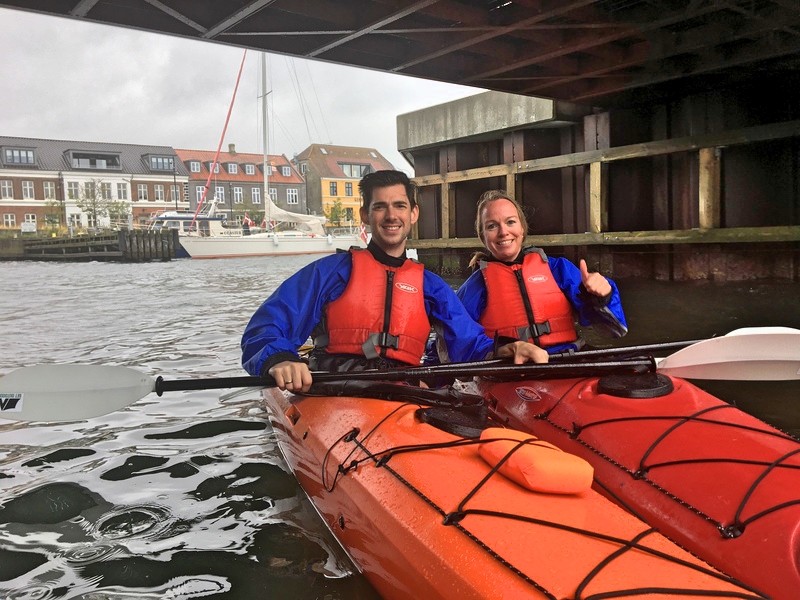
xmin=479 ymin=427 xmax=594 ymax=495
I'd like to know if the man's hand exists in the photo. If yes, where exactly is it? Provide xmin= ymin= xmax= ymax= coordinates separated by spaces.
xmin=495 ymin=341 xmax=549 ymax=364
xmin=268 ymin=360 xmax=312 ymax=392
xmin=579 ymin=259 xmax=612 ymax=297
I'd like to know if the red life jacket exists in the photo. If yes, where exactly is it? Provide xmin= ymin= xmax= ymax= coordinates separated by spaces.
xmin=479 ymin=249 xmax=577 ymax=347
xmin=321 ymin=249 xmax=430 ymax=365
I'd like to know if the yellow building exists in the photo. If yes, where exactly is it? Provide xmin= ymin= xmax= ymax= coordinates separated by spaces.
xmin=293 ymin=144 xmax=395 ymax=229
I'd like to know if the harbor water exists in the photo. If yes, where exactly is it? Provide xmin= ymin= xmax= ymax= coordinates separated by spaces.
xmin=1 ymin=257 xmax=798 ymax=599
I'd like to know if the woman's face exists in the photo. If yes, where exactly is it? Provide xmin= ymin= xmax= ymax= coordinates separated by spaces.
xmin=480 ymin=198 xmax=524 ymax=262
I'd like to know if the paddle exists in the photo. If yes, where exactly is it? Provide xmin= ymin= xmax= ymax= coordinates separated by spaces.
xmin=655 ymin=326 xmax=800 ymax=380
xmin=1 ymin=327 xmax=797 ymax=422
xmin=0 ymin=360 xmax=652 ymax=423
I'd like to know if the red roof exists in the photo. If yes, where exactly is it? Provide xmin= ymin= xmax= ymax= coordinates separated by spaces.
xmin=174 ymin=148 xmax=304 ymax=184
xmin=294 ymin=144 xmax=395 ymax=178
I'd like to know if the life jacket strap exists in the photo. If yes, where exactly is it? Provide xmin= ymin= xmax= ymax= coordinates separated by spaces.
xmin=362 ymin=332 xmax=400 ymax=359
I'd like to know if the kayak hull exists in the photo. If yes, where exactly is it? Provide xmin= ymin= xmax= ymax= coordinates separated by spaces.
xmin=263 ymin=388 xmax=765 ymax=599
xmin=480 ymin=373 xmax=800 ymax=600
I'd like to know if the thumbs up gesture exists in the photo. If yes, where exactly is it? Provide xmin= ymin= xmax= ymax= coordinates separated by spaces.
xmin=579 ymin=259 xmax=612 ymax=297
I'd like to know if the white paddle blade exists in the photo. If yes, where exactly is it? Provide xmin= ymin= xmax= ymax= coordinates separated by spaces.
xmin=656 ymin=327 xmax=800 ymax=380
xmin=0 ymin=364 xmax=156 ymax=422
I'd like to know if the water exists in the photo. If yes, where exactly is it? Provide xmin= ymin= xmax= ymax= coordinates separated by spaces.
xmin=1 ymin=258 xmax=798 ymax=599
xmin=0 ymin=257 xmax=381 ymax=600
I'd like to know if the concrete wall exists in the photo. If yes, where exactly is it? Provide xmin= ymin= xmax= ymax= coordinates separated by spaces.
xmin=397 ymin=91 xmax=584 ymax=153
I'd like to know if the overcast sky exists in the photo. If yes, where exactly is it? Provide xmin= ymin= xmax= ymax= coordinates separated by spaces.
xmin=0 ymin=7 xmax=484 ymax=172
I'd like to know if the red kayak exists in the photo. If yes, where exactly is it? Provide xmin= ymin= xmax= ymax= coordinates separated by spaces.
xmin=479 ymin=371 xmax=800 ymax=600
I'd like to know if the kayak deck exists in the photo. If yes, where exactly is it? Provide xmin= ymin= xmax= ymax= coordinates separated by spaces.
xmin=263 ymin=388 xmax=766 ymax=599
xmin=481 ymin=373 xmax=800 ymax=600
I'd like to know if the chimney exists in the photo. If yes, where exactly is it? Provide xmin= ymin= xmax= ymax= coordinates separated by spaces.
xmin=228 ymin=143 xmax=236 ymax=155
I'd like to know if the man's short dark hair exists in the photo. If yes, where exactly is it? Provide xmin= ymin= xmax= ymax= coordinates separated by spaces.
xmin=359 ymin=170 xmax=417 ymax=209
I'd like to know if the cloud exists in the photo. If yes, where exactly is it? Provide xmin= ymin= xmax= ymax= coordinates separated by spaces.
xmin=0 ymin=7 xmax=482 ymax=170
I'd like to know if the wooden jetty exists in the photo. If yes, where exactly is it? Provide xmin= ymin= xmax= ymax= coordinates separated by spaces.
xmin=0 ymin=230 xmax=180 ymax=262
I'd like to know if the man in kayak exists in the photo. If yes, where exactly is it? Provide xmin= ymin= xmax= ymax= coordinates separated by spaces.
xmin=242 ymin=170 xmax=548 ymax=392
xmin=457 ymin=189 xmax=627 ymax=354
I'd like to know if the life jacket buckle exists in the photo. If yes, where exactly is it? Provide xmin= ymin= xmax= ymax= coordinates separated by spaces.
xmin=362 ymin=332 xmax=400 ymax=359
xmin=519 ymin=321 xmax=551 ymax=342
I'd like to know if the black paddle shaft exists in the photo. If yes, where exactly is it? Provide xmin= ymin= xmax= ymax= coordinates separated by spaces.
xmin=153 ymin=358 xmax=655 ymax=396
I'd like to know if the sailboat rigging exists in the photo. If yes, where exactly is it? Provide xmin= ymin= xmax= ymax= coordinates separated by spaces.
xmin=149 ymin=51 xmax=365 ymax=259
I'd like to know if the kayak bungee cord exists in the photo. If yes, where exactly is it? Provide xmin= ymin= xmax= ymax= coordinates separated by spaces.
xmin=318 ymin=410 xmax=767 ymax=599
xmin=543 ymin=401 xmax=800 ymax=540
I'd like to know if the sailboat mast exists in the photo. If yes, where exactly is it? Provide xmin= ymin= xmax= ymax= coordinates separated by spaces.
xmin=261 ymin=53 xmax=270 ymax=227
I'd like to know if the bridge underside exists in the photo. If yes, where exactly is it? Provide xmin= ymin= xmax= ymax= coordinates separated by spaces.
xmin=3 ymin=0 xmax=799 ymax=109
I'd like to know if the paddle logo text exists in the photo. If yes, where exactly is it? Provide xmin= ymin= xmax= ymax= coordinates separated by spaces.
xmin=0 ymin=393 xmax=23 ymax=413
xmin=515 ymin=386 xmax=542 ymax=402
xmin=527 ymin=275 xmax=548 ymax=284
xmin=395 ymin=282 xmax=418 ymax=293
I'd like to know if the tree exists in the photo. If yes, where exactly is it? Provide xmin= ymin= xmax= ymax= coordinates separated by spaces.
xmin=107 ymin=201 xmax=131 ymax=228
xmin=43 ymin=200 xmax=63 ymax=227
xmin=75 ymin=179 xmax=118 ymax=228
xmin=325 ymin=198 xmax=344 ymax=227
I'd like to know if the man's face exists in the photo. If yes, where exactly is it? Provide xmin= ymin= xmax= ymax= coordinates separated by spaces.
xmin=360 ymin=183 xmax=419 ymax=257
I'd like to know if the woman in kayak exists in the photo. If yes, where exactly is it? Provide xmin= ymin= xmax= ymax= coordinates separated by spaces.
xmin=456 ymin=190 xmax=628 ymax=354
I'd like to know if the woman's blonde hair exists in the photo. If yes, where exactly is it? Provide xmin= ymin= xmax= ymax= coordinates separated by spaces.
xmin=468 ymin=190 xmax=528 ymax=268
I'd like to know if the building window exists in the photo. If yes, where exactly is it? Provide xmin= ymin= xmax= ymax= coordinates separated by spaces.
xmin=117 ymin=183 xmax=128 ymax=200
xmin=281 ymin=166 xmax=291 ymax=177
xmin=101 ymin=183 xmax=112 ymax=200
xmin=251 ymin=187 xmax=261 ymax=204
xmin=287 ymin=188 xmax=298 ymax=205
xmin=149 ymin=156 xmax=174 ymax=171
xmin=137 ymin=184 xmax=148 ymax=201
xmin=345 ymin=182 xmax=353 ymax=197
xmin=22 ymin=181 xmax=34 ymax=199
xmin=0 ymin=180 xmax=12 ymax=199
xmin=329 ymin=182 xmax=337 ymax=196
xmin=228 ymin=163 xmax=238 ymax=174
xmin=155 ymin=184 xmax=165 ymax=201
xmin=44 ymin=181 xmax=56 ymax=200
xmin=300 ymin=163 xmax=307 ymax=174
xmin=266 ymin=165 xmax=273 ymax=176
xmin=67 ymin=182 xmax=80 ymax=199
xmin=233 ymin=186 xmax=243 ymax=203
xmin=171 ymin=185 xmax=180 ymax=203
xmin=196 ymin=186 xmax=206 ymax=204
xmin=245 ymin=164 xmax=255 ymax=175
xmin=86 ymin=213 xmax=96 ymax=228
xmin=210 ymin=163 xmax=220 ymax=174
xmin=339 ymin=163 xmax=370 ymax=178
xmin=24 ymin=213 xmax=37 ymax=223
xmin=190 ymin=161 xmax=200 ymax=173
xmin=3 ymin=213 xmax=16 ymax=227
xmin=269 ymin=187 xmax=277 ymax=202
xmin=215 ymin=186 xmax=225 ymax=203
xmin=4 ymin=148 xmax=35 ymax=165
xmin=68 ymin=214 xmax=81 ymax=228
xmin=70 ymin=152 xmax=121 ymax=170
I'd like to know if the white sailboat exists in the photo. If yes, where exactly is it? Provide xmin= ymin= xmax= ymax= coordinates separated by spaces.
xmin=177 ymin=54 xmax=366 ymax=259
